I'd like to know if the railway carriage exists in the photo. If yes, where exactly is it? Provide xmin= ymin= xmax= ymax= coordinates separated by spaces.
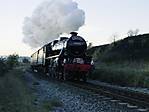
xmin=31 ymin=32 xmax=93 ymax=82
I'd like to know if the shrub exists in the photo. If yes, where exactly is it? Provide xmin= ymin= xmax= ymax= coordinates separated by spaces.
xmin=6 ymin=54 xmax=19 ymax=69
xmin=0 ymin=58 xmax=8 ymax=76
xmin=22 ymin=58 xmax=29 ymax=63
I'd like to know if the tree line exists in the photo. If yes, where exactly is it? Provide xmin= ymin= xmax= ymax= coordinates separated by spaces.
xmin=0 ymin=54 xmax=23 ymax=76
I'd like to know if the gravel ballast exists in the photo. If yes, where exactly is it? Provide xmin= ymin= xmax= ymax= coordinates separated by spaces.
xmin=23 ymin=71 xmax=142 ymax=112
xmin=88 ymin=80 xmax=149 ymax=95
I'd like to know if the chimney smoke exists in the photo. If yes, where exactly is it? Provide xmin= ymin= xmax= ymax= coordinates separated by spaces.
xmin=22 ymin=0 xmax=85 ymax=48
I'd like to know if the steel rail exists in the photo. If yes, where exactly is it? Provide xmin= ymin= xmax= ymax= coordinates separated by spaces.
xmin=66 ymin=81 xmax=149 ymax=109
xmin=30 ymin=69 xmax=149 ymax=109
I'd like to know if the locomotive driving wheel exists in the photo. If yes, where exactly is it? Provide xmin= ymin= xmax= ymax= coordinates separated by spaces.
xmin=82 ymin=75 xmax=87 ymax=82
xmin=63 ymin=70 xmax=69 ymax=81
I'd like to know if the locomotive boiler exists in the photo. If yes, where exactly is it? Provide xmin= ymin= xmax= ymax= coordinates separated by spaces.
xmin=31 ymin=32 xmax=93 ymax=82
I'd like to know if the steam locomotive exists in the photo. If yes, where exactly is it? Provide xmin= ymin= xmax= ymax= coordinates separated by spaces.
xmin=31 ymin=32 xmax=93 ymax=82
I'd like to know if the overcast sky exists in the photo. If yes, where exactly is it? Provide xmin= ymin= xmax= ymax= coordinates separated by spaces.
xmin=0 ymin=0 xmax=149 ymax=56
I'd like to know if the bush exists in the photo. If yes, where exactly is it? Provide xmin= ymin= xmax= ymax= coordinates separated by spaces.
xmin=22 ymin=58 xmax=29 ymax=63
xmin=6 ymin=54 xmax=19 ymax=69
xmin=0 ymin=58 xmax=8 ymax=76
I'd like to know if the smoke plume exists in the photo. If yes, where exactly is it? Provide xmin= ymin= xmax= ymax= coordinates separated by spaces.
xmin=23 ymin=0 xmax=85 ymax=48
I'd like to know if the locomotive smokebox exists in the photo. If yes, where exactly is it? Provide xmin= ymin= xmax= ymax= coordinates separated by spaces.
xmin=66 ymin=32 xmax=87 ymax=57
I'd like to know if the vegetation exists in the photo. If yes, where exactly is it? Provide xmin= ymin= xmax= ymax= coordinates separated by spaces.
xmin=22 ymin=58 xmax=30 ymax=63
xmin=42 ymin=98 xmax=63 ymax=111
xmin=89 ymin=33 xmax=149 ymax=87
xmin=0 ymin=68 xmax=37 ymax=112
xmin=0 ymin=54 xmax=62 ymax=112
xmin=0 ymin=54 xmax=19 ymax=76
xmin=90 ymin=61 xmax=149 ymax=87
xmin=0 ymin=58 xmax=8 ymax=76
xmin=6 ymin=54 xmax=19 ymax=69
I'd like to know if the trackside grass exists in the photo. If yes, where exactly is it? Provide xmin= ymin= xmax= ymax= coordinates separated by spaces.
xmin=0 ymin=68 xmax=37 ymax=112
xmin=42 ymin=98 xmax=63 ymax=111
xmin=88 ymin=33 xmax=149 ymax=88
xmin=90 ymin=61 xmax=149 ymax=87
xmin=0 ymin=66 xmax=63 ymax=112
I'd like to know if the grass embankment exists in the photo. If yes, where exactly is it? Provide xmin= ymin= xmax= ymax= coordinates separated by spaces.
xmin=90 ymin=61 xmax=149 ymax=88
xmin=89 ymin=34 xmax=149 ymax=88
xmin=0 ymin=68 xmax=37 ymax=112
xmin=0 ymin=66 xmax=62 ymax=112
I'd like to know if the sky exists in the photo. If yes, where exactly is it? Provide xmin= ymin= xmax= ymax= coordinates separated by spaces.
xmin=0 ymin=0 xmax=149 ymax=56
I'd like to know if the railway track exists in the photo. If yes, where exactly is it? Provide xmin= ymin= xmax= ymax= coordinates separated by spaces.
xmin=65 ymin=80 xmax=149 ymax=111
xmin=30 ymin=69 xmax=149 ymax=111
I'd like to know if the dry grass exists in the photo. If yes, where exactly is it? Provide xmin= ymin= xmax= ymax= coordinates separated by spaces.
xmin=90 ymin=61 xmax=149 ymax=87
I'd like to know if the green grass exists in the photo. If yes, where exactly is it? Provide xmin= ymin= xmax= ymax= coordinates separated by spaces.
xmin=42 ymin=98 xmax=63 ymax=111
xmin=0 ymin=68 xmax=37 ymax=112
xmin=88 ymin=33 xmax=149 ymax=87
xmin=90 ymin=61 xmax=149 ymax=87
xmin=0 ymin=66 xmax=63 ymax=112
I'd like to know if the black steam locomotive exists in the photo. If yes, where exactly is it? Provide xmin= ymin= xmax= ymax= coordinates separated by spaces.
xmin=31 ymin=32 xmax=93 ymax=82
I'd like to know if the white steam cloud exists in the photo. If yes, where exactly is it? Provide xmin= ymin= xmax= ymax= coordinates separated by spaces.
xmin=23 ymin=0 xmax=85 ymax=48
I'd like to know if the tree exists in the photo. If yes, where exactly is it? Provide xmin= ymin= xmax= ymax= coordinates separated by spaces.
xmin=87 ymin=42 xmax=93 ymax=49
xmin=109 ymin=33 xmax=120 ymax=45
xmin=22 ymin=58 xmax=29 ymax=63
xmin=7 ymin=54 xmax=19 ymax=69
xmin=127 ymin=29 xmax=139 ymax=37
xmin=0 ymin=58 xmax=7 ymax=76
xmin=134 ymin=29 xmax=139 ymax=36
xmin=127 ymin=30 xmax=134 ymax=37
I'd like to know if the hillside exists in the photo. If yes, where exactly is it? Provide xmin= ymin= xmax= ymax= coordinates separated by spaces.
xmin=88 ymin=33 xmax=149 ymax=87
xmin=88 ymin=33 xmax=149 ymax=62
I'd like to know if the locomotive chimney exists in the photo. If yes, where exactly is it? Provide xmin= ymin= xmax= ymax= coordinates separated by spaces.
xmin=70 ymin=32 xmax=78 ymax=36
